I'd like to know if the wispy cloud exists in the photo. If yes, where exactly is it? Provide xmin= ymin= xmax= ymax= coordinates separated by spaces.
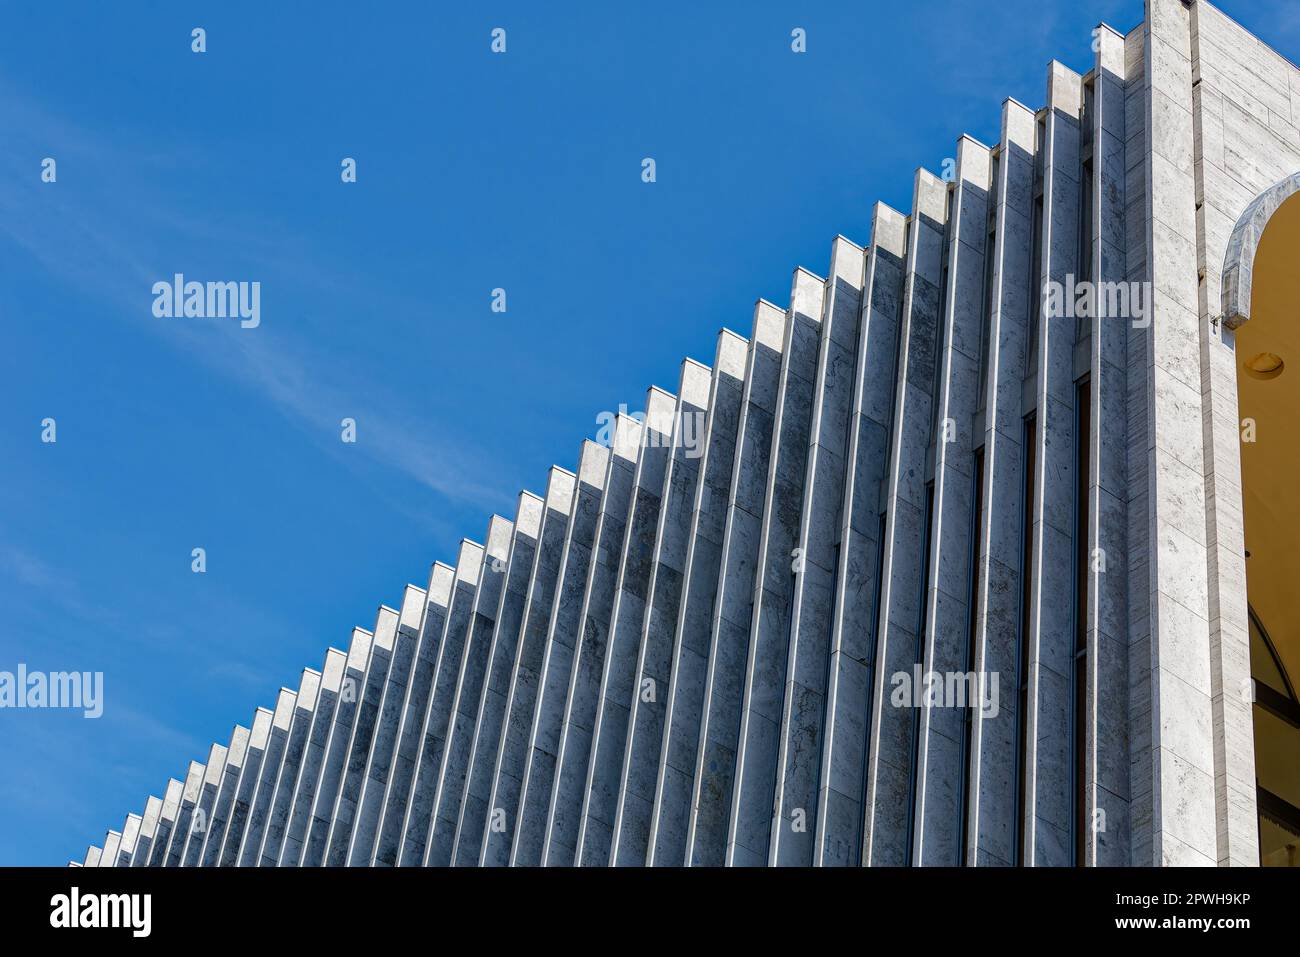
xmin=0 ymin=80 xmax=512 ymax=515
xmin=217 ymin=326 xmax=510 ymax=510
xmin=0 ymin=542 xmax=126 ymax=638
xmin=0 ymin=543 xmax=58 ymax=589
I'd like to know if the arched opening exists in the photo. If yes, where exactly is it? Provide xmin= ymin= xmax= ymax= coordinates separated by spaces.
xmin=1231 ymin=186 xmax=1300 ymax=867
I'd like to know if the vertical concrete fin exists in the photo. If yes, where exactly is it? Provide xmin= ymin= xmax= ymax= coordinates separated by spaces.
xmin=321 ymin=647 xmax=347 ymax=693
xmin=1088 ymin=22 xmax=1133 ymax=868
xmin=612 ymin=357 xmax=715 ymax=864
xmin=118 ymin=813 xmax=142 ymax=866
xmin=574 ymin=383 xmax=681 ymax=866
xmin=392 ymin=541 xmax=482 ymax=865
xmin=650 ymin=326 xmax=751 ymax=864
xmin=221 ymin=707 xmax=275 ymax=867
xmin=197 ymin=723 xmax=251 ymax=866
xmin=275 ymin=650 xmax=345 ymax=866
xmin=772 ymin=234 xmax=868 ymax=865
xmin=162 ymin=760 xmax=207 ymax=867
xmin=611 ymin=413 xmax=644 ymax=464
xmin=426 ymin=515 xmax=516 ymax=865
xmin=452 ymin=491 xmax=545 ymax=864
xmin=729 ymin=265 xmax=827 ymax=865
xmin=863 ymin=167 xmax=950 ymax=866
xmin=515 ymin=490 xmax=545 ymax=539
xmin=254 ymin=666 xmax=323 ymax=867
xmin=248 ymin=707 xmax=273 ymax=749
xmin=350 ymin=592 xmax=433 ymax=865
xmin=1023 ymin=57 xmax=1083 ymax=868
xmin=237 ymin=690 xmax=296 ymax=866
xmin=303 ymin=625 xmax=372 ymax=858
xmin=324 ymin=604 xmax=403 ymax=865
xmin=912 ymin=135 xmax=994 ymax=866
xmin=97 ymin=830 xmax=121 ymax=868
xmin=815 ymin=201 xmax=908 ymax=866
xmin=543 ymin=424 xmax=639 ymax=865
xmin=516 ymin=440 xmax=611 ymax=865
xmin=687 ymin=298 xmax=789 ymax=866
xmin=202 ymin=744 xmax=229 ymax=788
xmin=180 ymin=741 xmax=229 ymax=866
xmin=131 ymin=795 xmax=163 ymax=866
xmin=372 ymin=565 xmax=455 ymax=866
xmin=146 ymin=778 xmax=183 ymax=866
xmin=426 ymin=562 xmax=456 ymax=611
xmin=371 ymin=605 xmax=400 ymax=653
xmin=1186 ymin=0 xmax=1260 ymax=868
xmin=968 ymin=96 xmax=1039 ymax=869
xmin=480 ymin=467 xmax=575 ymax=866
xmin=1138 ymin=0 xmax=1218 ymax=867
xmin=345 ymin=627 xmax=374 ymax=675
xmin=400 ymin=584 xmax=428 ymax=635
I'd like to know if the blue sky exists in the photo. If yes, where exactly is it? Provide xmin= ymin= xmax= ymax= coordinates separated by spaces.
xmin=0 ymin=0 xmax=1293 ymax=865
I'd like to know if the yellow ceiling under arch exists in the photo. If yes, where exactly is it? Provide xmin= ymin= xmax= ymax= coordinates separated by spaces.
xmin=1238 ymin=188 xmax=1300 ymax=690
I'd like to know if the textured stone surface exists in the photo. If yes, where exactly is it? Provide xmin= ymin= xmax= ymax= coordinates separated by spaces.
xmin=687 ymin=300 xmax=787 ymax=866
xmin=1190 ymin=0 xmax=1270 ymax=868
xmin=277 ymin=650 xmax=346 ymax=865
xmin=770 ymin=240 xmax=865 ymax=866
xmin=344 ymin=588 xmax=427 ymax=865
xmin=816 ymin=205 xmax=906 ymax=866
xmin=145 ymin=778 xmax=185 ymax=866
xmin=576 ymin=389 xmax=677 ymax=866
xmin=612 ymin=362 xmax=713 ymax=865
xmin=451 ymin=492 xmax=544 ymax=864
xmin=197 ymin=724 xmax=250 ymax=867
xmin=968 ymin=98 xmax=1037 ymax=868
xmin=128 ymin=795 xmax=163 ymax=867
xmin=912 ymin=137 xmax=992 ymax=867
xmin=482 ymin=467 xmax=576 ymax=866
xmin=1091 ymin=24 xmax=1133 ymax=868
xmin=115 ymin=813 xmax=141 ymax=867
xmin=370 ymin=563 xmax=454 ymax=866
xmin=396 ymin=544 xmax=480 ymax=865
xmin=864 ymin=168 xmax=949 ymax=867
xmin=301 ymin=630 xmax=371 ymax=866
xmin=166 ymin=760 xmax=207 ymax=867
xmin=258 ymin=668 xmax=322 ymax=866
xmin=514 ymin=441 xmax=610 ymax=865
xmin=218 ymin=709 xmax=271 ymax=866
xmin=649 ymin=329 xmax=749 ymax=865
xmin=427 ymin=517 xmax=514 ymax=865
xmin=1025 ymin=61 xmax=1082 ymax=868
xmin=544 ymin=420 xmax=639 ymax=865
xmin=727 ymin=267 xmax=826 ymax=866
xmin=324 ymin=606 xmax=399 ymax=865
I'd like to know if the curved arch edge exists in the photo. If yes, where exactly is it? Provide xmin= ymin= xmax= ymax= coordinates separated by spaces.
xmin=1221 ymin=170 xmax=1300 ymax=330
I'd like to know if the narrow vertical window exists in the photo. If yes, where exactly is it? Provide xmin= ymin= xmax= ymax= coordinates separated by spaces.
xmin=859 ymin=274 xmax=904 ymax=861
xmin=978 ymin=174 xmax=998 ymax=410
xmin=905 ymin=482 xmax=936 ymax=865
xmin=1014 ymin=414 xmax=1037 ymax=866
xmin=959 ymin=446 xmax=985 ymax=862
xmin=857 ymin=512 xmax=889 ymax=865
xmin=1077 ymin=155 xmax=1094 ymax=346
xmin=1025 ymin=117 xmax=1046 ymax=377
xmin=1073 ymin=376 xmax=1091 ymax=866
xmin=1079 ymin=80 xmax=1096 ymax=341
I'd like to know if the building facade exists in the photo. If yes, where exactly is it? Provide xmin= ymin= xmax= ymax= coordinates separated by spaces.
xmin=78 ymin=0 xmax=1300 ymax=867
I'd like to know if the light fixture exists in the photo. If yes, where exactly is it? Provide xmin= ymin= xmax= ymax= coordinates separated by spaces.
xmin=1245 ymin=352 xmax=1285 ymax=380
